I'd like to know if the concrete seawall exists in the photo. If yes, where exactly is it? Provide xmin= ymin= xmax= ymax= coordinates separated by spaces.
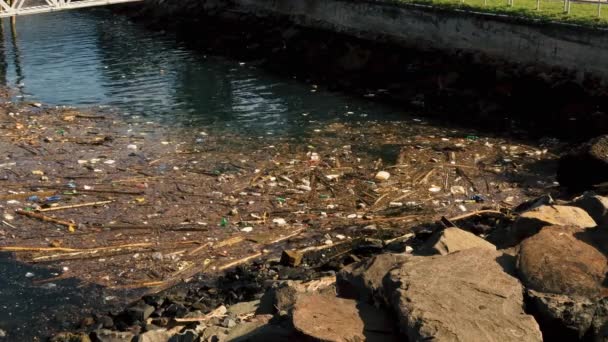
xmin=134 ymin=0 xmax=608 ymax=138
xmin=146 ymin=0 xmax=608 ymax=80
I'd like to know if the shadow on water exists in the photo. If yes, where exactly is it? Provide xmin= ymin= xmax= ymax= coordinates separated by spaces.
xmin=0 ymin=253 xmax=128 ymax=340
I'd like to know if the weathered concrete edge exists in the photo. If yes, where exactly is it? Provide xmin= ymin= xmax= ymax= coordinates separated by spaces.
xmin=176 ymin=0 xmax=608 ymax=80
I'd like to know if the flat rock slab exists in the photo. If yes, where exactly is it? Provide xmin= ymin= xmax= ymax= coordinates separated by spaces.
xmin=385 ymin=248 xmax=542 ymax=342
xmin=292 ymin=294 xmax=396 ymax=342
xmin=423 ymin=227 xmax=496 ymax=255
xmin=509 ymin=205 xmax=596 ymax=245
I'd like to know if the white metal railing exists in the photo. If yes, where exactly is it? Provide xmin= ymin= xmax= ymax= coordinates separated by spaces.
xmin=0 ymin=0 xmax=143 ymax=18
xmin=440 ymin=0 xmax=608 ymax=18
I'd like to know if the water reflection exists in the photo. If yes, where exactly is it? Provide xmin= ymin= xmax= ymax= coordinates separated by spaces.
xmin=0 ymin=9 xmax=406 ymax=136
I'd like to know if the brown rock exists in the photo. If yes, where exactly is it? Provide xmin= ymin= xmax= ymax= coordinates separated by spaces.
xmin=292 ymin=294 xmax=396 ymax=342
xmin=423 ymin=227 xmax=496 ymax=255
xmin=384 ymin=248 xmax=542 ymax=342
xmin=517 ymin=225 xmax=607 ymax=297
xmin=517 ymin=226 xmax=608 ymax=338
xmin=280 ymin=250 xmax=303 ymax=267
xmin=509 ymin=205 xmax=596 ymax=245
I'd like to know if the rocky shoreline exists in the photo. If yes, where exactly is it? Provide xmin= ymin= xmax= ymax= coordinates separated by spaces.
xmin=48 ymin=134 xmax=608 ymax=341
xmin=52 ymin=187 xmax=608 ymax=341
xmin=3 ymin=1 xmax=608 ymax=340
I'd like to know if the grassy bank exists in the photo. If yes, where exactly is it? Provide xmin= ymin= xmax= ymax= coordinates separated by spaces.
xmin=396 ymin=0 xmax=608 ymax=27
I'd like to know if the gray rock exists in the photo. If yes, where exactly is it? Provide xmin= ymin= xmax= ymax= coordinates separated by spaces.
xmin=422 ymin=227 xmax=496 ymax=255
xmin=127 ymin=302 xmax=155 ymax=322
xmin=384 ymin=248 xmax=542 ymax=341
xmin=337 ymin=253 xmax=408 ymax=303
xmin=528 ymin=290 xmax=600 ymax=338
xmin=226 ymin=300 xmax=260 ymax=317
xmin=572 ymin=192 xmax=608 ymax=226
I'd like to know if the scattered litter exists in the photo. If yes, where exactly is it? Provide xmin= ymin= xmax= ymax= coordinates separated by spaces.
xmin=375 ymin=171 xmax=390 ymax=181
xmin=429 ymin=186 xmax=442 ymax=193
xmin=273 ymin=218 xmax=287 ymax=226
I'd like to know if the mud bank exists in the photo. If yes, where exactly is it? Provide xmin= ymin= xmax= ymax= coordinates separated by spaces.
xmin=124 ymin=0 xmax=608 ymax=139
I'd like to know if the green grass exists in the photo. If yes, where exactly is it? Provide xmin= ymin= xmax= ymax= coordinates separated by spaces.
xmin=392 ymin=0 xmax=608 ymax=27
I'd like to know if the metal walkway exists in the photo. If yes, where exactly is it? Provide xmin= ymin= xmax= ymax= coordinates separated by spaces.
xmin=0 ymin=0 xmax=143 ymax=18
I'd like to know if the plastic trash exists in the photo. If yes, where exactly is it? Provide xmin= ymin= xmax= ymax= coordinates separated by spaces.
xmin=45 ymin=195 xmax=61 ymax=203
xmin=471 ymin=194 xmax=485 ymax=203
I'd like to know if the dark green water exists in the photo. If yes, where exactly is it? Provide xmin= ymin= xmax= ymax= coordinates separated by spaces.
xmin=1 ymin=9 xmax=406 ymax=135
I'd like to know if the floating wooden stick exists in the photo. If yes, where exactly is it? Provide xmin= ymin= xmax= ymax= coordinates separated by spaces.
xmin=448 ymin=210 xmax=504 ymax=222
xmin=218 ymin=252 xmax=263 ymax=271
xmin=16 ymin=209 xmax=76 ymax=232
xmin=31 ymin=243 xmax=156 ymax=262
xmin=0 ymin=246 xmax=80 ymax=252
xmin=36 ymin=200 xmax=113 ymax=212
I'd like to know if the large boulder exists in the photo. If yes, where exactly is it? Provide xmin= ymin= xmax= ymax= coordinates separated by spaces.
xmin=422 ymin=227 xmax=496 ymax=255
xmin=517 ymin=226 xmax=608 ymax=338
xmin=517 ymin=225 xmax=606 ymax=297
xmin=572 ymin=192 xmax=608 ymax=226
xmin=558 ymin=135 xmax=608 ymax=191
xmin=337 ymin=253 xmax=408 ymax=303
xmin=384 ymin=248 xmax=542 ymax=341
xmin=292 ymin=294 xmax=397 ymax=342
xmin=506 ymin=205 xmax=596 ymax=247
